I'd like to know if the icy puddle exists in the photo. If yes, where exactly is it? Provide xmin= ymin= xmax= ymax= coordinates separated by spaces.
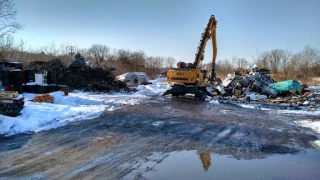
xmin=141 ymin=150 xmax=320 ymax=180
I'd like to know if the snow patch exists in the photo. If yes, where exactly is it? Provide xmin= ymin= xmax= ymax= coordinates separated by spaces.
xmin=209 ymin=99 xmax=220 ymax=104
xmin=315 ymin=140 xmax=320 ymax=149
xmin=236 ymin=103 xmax=260 ymax=109
xmin=0 ymin=91 xmax=149 ymax=136
xmin=296 ymin=120 xmax=320 ymax=134
xmin=234 ymin=102 xmax=320 ymax=116
xmin=135 ymin=80 xmax=170 ymax=96
xmin=152 ymin=121 xmax=163 ymax=127
xmin=275 ymin=109 xmax=320 ymax=116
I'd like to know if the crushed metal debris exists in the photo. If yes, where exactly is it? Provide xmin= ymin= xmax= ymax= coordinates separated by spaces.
xmin=213 ymin=67 xmax=320 ymax=108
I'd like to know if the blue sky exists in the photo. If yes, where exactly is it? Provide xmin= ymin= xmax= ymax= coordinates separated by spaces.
xmin=13 ymin=0 xmax=320 ymax=64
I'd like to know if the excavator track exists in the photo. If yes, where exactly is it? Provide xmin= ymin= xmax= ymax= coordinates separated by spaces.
xmin=162 ymin=85 xmax=213 ymax=101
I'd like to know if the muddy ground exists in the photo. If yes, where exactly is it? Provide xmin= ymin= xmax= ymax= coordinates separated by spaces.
xmin=0 ymin=97 xmax=319 ymax=179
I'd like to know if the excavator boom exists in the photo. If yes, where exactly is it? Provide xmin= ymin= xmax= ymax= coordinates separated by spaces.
xmin=193 ymin=15 xmax=218 ymax=71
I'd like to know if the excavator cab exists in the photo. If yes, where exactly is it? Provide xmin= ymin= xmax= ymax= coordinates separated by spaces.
xmin=177 ymin=62 xmax=193 ymax=69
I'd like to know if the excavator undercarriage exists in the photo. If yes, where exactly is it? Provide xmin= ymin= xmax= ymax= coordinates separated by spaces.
xmin=163 ymin=85 xmax=213 ymax=101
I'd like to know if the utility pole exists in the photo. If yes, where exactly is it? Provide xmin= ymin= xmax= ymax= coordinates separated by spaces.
xmin=66 ymin=46 xmax=75 ymax=64
xmin=67 ymin=46 xmax=75 ymax=58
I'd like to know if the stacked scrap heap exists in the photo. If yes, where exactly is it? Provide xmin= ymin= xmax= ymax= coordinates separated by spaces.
xmin=24 ymin=59 xmax=128 ymax=92
xmin=218 ymin=66 xmax=320 ymax=108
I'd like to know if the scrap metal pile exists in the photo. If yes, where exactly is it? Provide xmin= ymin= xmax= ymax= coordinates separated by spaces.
xmin=221 ymin=68 xmax=276 ymax=96
xmin=24 ymin=59 xmax=128 ymax=92
xmin=216 ymin=67 xmax=320 ymax=109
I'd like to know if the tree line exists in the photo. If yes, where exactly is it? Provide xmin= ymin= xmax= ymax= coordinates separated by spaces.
xmin=1 ymin=35 xmax=319 ymax=82
xmin=0 ymin=0 xmax=175 ymax=78
xmin=203 ymin=45 xmax=320 ymax=83
xmin=0 ymin=36 xmax=176 ymax=78
xmin=254 ymin=46 xmax=320 ymax=81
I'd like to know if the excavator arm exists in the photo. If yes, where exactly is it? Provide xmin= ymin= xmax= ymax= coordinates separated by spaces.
xmin=192 ymin=15 xmax=218 ymax=81
xmin=210 ymin=18 xmax=217 ymax=81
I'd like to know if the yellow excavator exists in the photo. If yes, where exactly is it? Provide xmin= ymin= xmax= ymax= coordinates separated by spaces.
xmin=162 ymin=15 xmax=218 ymax=100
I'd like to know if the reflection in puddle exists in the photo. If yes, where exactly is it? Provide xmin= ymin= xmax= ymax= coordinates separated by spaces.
xmin=198 ymin=152 xmax=211 ymax=171
xmin=142 ymin=150 xmax=320 ymax=180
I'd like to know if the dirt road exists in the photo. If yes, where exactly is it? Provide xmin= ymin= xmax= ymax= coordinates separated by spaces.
xmin=0 ymin=97 xmax=319 ymax=179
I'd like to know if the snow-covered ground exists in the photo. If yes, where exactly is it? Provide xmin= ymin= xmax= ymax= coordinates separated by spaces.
xmin=228 ymin=86 xmax=320 ymax=138
xmin=233 ymin=103 xmax=320 ymax=116
xmin=0 ymin=78 xmax=319 ymax=136
xmin=0 ymin=78 xmax=169 ymax=136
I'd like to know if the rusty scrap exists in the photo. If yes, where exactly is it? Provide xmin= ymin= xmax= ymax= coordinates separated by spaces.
xmin=31 ymin=94 xmax=54 ymax=103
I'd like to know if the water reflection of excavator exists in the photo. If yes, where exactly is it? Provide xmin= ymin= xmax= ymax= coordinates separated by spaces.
xmin=162 ymin=15 xmax=218 ymax=100
xmin=198 ymin=152 xmax=212 ymax=171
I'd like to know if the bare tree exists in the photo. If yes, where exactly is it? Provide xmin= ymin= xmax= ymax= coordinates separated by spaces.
xmin=203 ymin=59 xmax=233 ymax=78
xmin=88 ymin=44 xmax=110 ymax=63
xmin=153 ymin=56 xmax=164 ymax=69
xmin=130 ymin=50 xmax=145 ymax=71
xmin=12 ymin=38 xmax=26 ymax=62
xmin=77 ymin=48 xmax=89 ymax=58
xmin=0 ymin=0 xmax=23 ymax=38
xmin=106 ymin=48 xmax=117 ymax=61
xmin=311 ymin=54 xmax=320 ymax=76
xmin=0 ymin=34 xmax=14 ymax=49
xmin=232 ymin=56 xmax=248 ymax=69
xmin=56 ymin=43 xmax=79 ymax=64
xmin=297 ymin=45 xmax=320 ymax=79
xmin=117 ymin=49 xmax=131 ymax=65
xmin=290 ymin=53 xmax=301 ymax=75
xmin=164 ymin=57 xmax=175 ymax=68
xmin=268 ymin=49 xmax=283 ymax=73
xmin=256 ymin=49 xmax=294 ymax=76
xmin=0 ymin=34 xmax=14 ymax=60
xmin=254 ymin=51 xmax=269 ymax=68
xmin=279 ymin=50 xmax=292 ymax=79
